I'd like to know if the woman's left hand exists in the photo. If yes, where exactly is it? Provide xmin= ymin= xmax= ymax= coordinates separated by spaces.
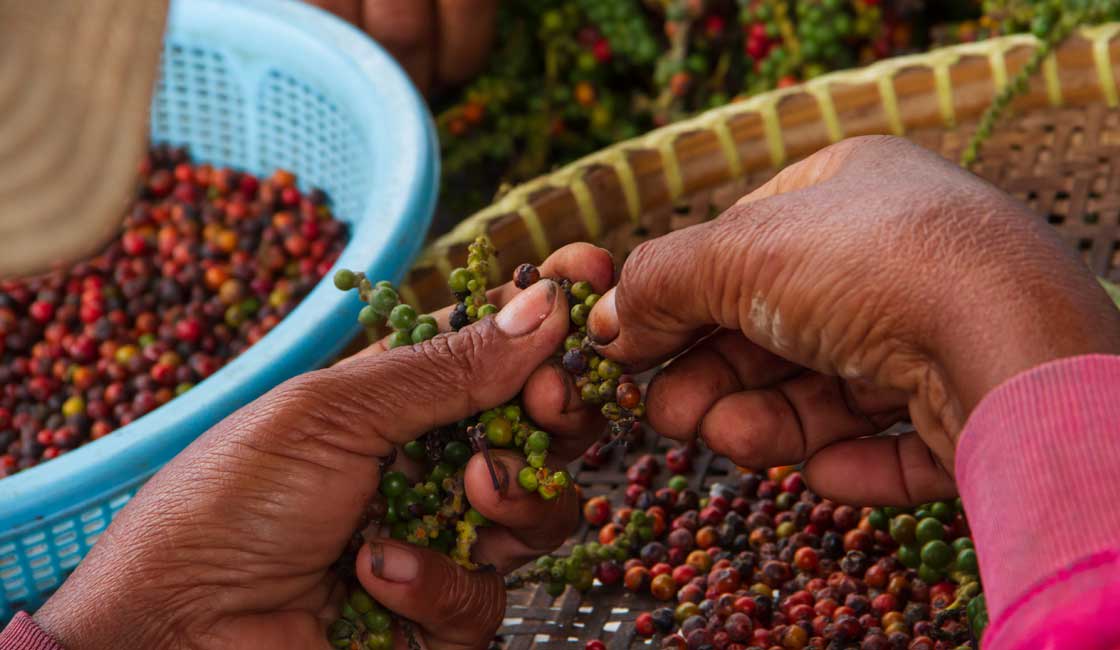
xmin=33 ymin=244 xmax=614 ymax=650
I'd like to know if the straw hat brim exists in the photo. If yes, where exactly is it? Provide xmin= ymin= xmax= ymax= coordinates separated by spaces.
xmin=0 ymin=0 xmax=168 ymax=279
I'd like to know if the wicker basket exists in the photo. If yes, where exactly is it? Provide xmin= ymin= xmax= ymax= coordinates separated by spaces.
xmin=403 ymin=25 xmax=1120 ymax=649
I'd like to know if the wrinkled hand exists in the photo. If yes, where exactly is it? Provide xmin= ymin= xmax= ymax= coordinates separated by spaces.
xmin=306 ymin=0 xmax=498 ymax=95
xmin=34 ymin=244 xmax=614 ymax=650
xmin=588 ymin=135 xmax=1120 ymax=505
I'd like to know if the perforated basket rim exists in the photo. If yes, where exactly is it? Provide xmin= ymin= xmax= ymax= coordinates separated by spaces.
xmin=0 ymin=0 xmax=438 ymax=535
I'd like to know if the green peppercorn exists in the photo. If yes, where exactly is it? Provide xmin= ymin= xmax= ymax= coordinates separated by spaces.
xmin=916 ymin=517 xmax=945 ymax=544
xmin=898 ymin=543 xmax=921 ymax=569
xmin=952 ymin=537 xmax=975 ymax=553
xmin=580 ymin=382 xmax=601 ymax=403
xmin=868 ymin=508 xmax=889 ymax=531
xmin=585 ymin=294 xmax=600 ymax=308
xmin=931 ymin=501 xmax=955 ymax=523
xmin=526 ymin=430 xmax=550 ymax=453
xmin=443 ymin=440 xmax=472 ymax=466
xmin=328 ymin=620 xmax=355 ymax=647
xmin=333 ymin=269 xmax=357 ymax=290
xmin=375 ymin=280 xmax=393 ymax=290
xmin=366 ymin=630 xmax=393 ymax=650
xmin=417 ymin=314 xmax=437 ymax=328
xmin=598 ymin=359 xmax=622 ymax=380
xmin=918 ymin=562 xmax=944 ymax=584
xmin=527 ymin=451 xmax=546 ymax=468
xmin=570 ymin=303 xmax=590 ymax=325
xmin=348 ymin=588 xmax=375 ymax=614
xmin=921 ymin=539 xmax=953 ymax=569
xmin=388 ymin=304 xmax=418 ymax=331
xmin=956 ymin=547 xmax=979 ymax=574
xmin=364 ymin=608 xmax=391 ymax=633
xmin=380 ymin=471 xmax=408 ymax=498
xmin=403 ymin=440 xmax=426 ymax=461
xmin=889 ymin=514 xmax=918 ymax=544
xmin=570 ymin=281 xmax=593 ymax=301
xmin=668 ymin=475 xmax=689 ymax=492
xmin=601 ymin=402 xmax=621 ymax=420
xmin=518 ymin=466 xmax=540 ymax=491
xmin=478 ymin=303 xmax=498 ymax=318
xmin=429 ymin=462 xmax=455 ymax=485
xmin=597 ymin=379 xmax=617 ymax=402
xmin=397 ymin=489 xmax=423 ymax=518
xmin=465 ymin=508 xmax=489 ymax=526
xmin=370 ymin=286 xmax=399 ymax=316
xmin=503 ymin=404 xmax=521 ymax=421
xmin=411 ymin=322 xmax=438 ymax=343
xmin=421 ymin=492 xmax=442 ymax=515
xmin=448 ymin=267 xmax=472 ymax=293
xmin=387 ymin=330 xmax=411 ymax=349
xmin=564 ymin=334 xmax=583 ymax=350
xmin=485 ymin=417 xmax=513 ymax=447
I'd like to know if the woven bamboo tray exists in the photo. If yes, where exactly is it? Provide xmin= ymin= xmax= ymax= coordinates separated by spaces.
xmin=403 ymin=24 xmax=1120 ymax=649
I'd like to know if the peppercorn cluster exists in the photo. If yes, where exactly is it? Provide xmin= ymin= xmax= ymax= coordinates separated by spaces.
xmin=328 ymin=236 xmax=635 ymax=649
xmin=0 ymin=146 xmax=347 ymax=476
xmin=511 ymin=452 xmax=989 ymax=650
xmin=433 ymin=0 xmax=1120 ymax=217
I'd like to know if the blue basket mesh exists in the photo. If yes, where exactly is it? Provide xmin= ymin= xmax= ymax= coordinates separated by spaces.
xmin=0 ymin=0 xmax=437 ymax=621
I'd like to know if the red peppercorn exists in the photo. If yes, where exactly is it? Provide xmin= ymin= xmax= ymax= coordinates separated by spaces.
xmin=794 ymin=547 xmax=819 ymax=572
xmin=585 ymin=641 xmax=606 ymax=650
xmin=595 ymin=561 xmax=623 ymax=586
xmin=635 ymin=612 xmax=656 ymax=637
xmin=672 ymin=563 xmax=697 ymax=585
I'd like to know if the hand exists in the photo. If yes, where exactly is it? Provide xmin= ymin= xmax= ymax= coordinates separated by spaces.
xmin=587 ymin=135 xmax=1120 ymax=506
xmin=305 ymin=0 xmax=498 ymax=95
xmin=34 ymin=243 xmax=614 ymax=650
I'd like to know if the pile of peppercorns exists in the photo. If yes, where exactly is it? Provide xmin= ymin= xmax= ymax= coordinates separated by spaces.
xmin=433 ymin=0 xmax=1120 ymax=218
xmin=329 ymin=238 xmax=646 ymax=649
xmin=0 ymin=146 xmax=347 ymax=476
xmin=513 ymin=449 xmax=988 ymax=650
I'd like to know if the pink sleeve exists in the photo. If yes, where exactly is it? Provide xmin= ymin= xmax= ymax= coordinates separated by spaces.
xmin=0 ymin=614 xmax=64 ymax=650
xmin=955 ymin=354 xmax=1120 ymax=650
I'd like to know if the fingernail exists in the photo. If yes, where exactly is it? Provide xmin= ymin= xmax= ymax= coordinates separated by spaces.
xmin=495 ymin=279 xmax=558 ymax=337
xmin=587 ymin=289 xmax=619 ymax=345
xmin=551 ymin=362 xmax=577 ymax=414
xmin=369 ymin=542 xmax=419 ymax=583
xmin=491 ymin=455 xmax=513 ymax=497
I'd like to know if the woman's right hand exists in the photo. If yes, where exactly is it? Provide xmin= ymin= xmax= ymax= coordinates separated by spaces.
xmin=588 ymin=135 xmax=1120 ymax=505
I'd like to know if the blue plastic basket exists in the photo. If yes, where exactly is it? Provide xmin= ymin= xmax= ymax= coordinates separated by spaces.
xmin=0 ymin=0 xmax=437 ymax=620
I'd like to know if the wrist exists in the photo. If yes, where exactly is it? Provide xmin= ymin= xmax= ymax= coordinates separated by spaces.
xmin=934 ymin=266 xmax=1120 ymax=428
xmin=33 ymin=556 xmax=187 ymax=650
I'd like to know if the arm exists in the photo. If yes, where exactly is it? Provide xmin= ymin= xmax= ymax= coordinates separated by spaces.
xmin=958 ymin=355 xmax=1120 ymax=650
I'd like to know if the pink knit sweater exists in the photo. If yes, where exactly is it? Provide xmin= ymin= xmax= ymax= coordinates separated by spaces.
xmin=3 ymin=355 xmax=1119 ymax=649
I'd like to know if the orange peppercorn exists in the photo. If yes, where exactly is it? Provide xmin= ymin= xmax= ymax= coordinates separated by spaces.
xmin=575 ymin=81 xmax=596 ymax=107
xmin=204 ymin=266 xmax=229 ymax=291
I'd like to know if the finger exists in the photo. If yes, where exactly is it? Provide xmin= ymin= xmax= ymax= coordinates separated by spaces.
xmin=436 ymin=0 xmax=499 ymax=87
xmin=645 ymin=331 xmax=801 ymax=440
xmin=586 ymin=139 xmax=864 ymax=370
xmin=464 ymin=451 xmax=579 ymax=571
xmin=356 ymin=540 xmax=505 ymax=648
xmin=802 ymin=431 xmax=958 ymax=506
xmin=304 ymin=0 xmax=360 ymax=23
xmin=290 ymin=279 xmax=569 ymax=458
xmin=519 ymin=361 xmax=602 ymax=462
xmin=363 ymin=0 xmax=437 ymax=94
xmin=698 ymin=373 xmax=908 ymax=469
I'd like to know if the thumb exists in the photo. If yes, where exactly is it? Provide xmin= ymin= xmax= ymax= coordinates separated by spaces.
xmin=355 ymin=540 xmax=506 ymax=649
xmin=585 ymin=138 xmax=862 ymax=370
xmin=274 ymin=278 xmax=569 ymax=457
